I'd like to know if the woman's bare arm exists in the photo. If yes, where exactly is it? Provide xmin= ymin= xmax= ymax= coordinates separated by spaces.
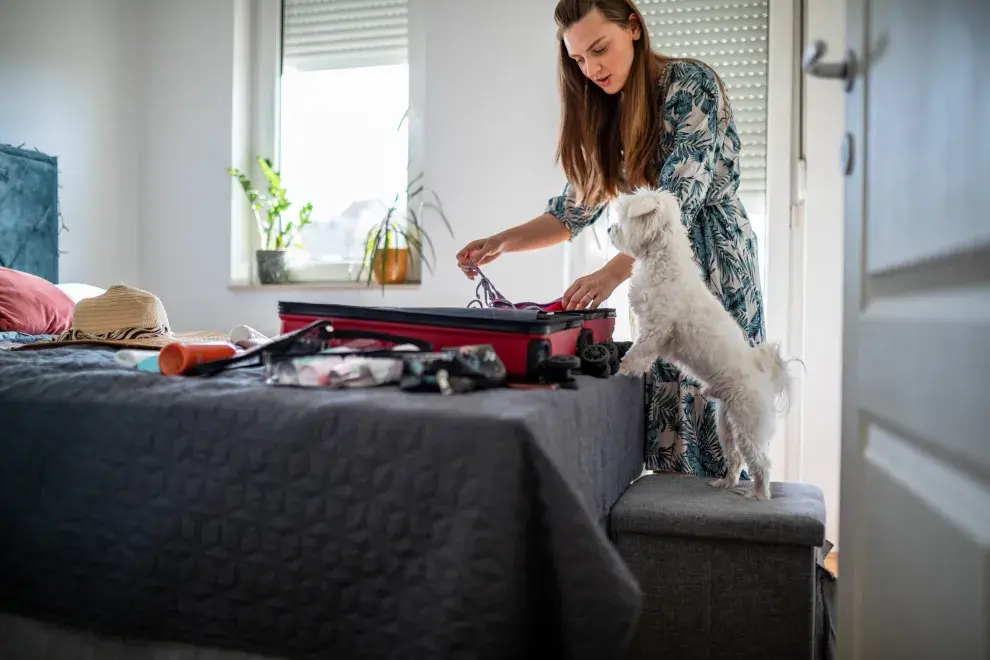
xmin=495 ymin=214 xmax=572 ymax=253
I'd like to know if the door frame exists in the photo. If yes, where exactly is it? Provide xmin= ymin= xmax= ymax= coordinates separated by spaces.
xmin=836 ymin=0 xmax=866 ymax=650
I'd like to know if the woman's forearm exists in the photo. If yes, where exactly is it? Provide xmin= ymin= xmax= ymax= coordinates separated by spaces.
xmin=604 ymin=253 xmax=635 ymax=282
xmin=495 ymin=214 xmax=571 ymax=253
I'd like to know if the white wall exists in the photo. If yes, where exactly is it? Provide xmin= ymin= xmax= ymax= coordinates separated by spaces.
xmin=136 ymin=0 xmax=568 ymax=336
xmin=799 ymin=0 xmax=846 ymax=547
xmin=0 ymin=0 xmax=142 ymax=288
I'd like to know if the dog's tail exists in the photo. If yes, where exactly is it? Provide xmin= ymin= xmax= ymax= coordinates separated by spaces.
xmin=754 ymin=341 xmax=799 ymax=414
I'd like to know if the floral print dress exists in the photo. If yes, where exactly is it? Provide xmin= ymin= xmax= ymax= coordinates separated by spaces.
xmin=544 ymin=60 xmax=766 ymax=476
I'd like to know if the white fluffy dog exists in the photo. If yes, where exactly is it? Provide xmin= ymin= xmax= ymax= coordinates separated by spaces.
xmin=609 ymin=188 xmax=792 ymax=501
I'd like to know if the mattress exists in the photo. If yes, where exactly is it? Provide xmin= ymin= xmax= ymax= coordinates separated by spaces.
xmin=0 ymin=346 xmax=646 ymax=660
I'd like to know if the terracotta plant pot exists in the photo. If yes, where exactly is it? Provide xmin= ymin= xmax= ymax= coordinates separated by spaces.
xmin=372 ymin=248 xmax=408 ymax=285
xmin=256 ymin=249 xmax=289 ymax=285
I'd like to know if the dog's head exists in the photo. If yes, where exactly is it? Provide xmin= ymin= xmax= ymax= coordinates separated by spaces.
xmin=608 ymin=188 xmax=682 ymax=259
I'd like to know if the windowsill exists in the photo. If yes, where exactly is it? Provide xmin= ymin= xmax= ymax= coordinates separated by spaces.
xmin=228 ymin=279 xmax=422 ymax=292
xmin=229 ymin=258 xmax=423 ymax=292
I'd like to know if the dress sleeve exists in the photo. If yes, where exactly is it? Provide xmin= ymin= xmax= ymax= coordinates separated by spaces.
xmin=657 ymin=64 xmax=723 ymax=226
xmin=545 ymin=182 xmax=608 ymax=240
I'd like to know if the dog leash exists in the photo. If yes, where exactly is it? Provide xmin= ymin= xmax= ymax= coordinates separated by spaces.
xmin=465 ymin=263 xmax=565 ymax=312
xmin=466 ymin=264 xmax=512 ymax=308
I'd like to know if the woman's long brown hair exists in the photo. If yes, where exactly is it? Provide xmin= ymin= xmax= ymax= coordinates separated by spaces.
xmin=554 ymin=0 xmax=725 ymax=208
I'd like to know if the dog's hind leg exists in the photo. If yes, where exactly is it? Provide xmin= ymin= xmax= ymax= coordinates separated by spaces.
xmin=732 ymin=413 xmax=774 ymax=501
xmin=739 ymin=446 xmax=771 ymax=501
xmin=723 ymin=397 xmax=773 ymax=500
xmin=708 ymin=403 xmax=744 ymax=490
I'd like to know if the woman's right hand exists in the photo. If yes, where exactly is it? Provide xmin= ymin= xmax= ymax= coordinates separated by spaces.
xmin=456 ymin=235 xmax=505 ymax=280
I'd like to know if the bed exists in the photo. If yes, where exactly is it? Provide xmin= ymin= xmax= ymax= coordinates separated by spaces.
xmin=0 ymin=344 xmax=646 ymax=660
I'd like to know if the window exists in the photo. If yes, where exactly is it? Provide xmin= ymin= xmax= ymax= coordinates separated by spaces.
xmin=278 ymin=0 xmax=410 ymax=282
xmin=641 ymin=0 xmax=771 ymax=286
xmin=604 ymin=0 xmax=776 ymax=340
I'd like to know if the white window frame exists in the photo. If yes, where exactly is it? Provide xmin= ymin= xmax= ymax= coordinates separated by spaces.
xmin=765 ymin=0 xmax=802 ymax=483
xmin=232 ymin=0 xmax=419 ymax=286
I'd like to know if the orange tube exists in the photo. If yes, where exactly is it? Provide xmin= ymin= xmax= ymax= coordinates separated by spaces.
xmin=159 ymin=341 xmax=238 ymax=376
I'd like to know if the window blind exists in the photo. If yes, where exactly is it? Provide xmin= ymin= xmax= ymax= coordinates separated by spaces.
xmin=638 ymin=0 xmax=769 ymax=208
xmin=282 ymin=0 xmax=408 ymax=71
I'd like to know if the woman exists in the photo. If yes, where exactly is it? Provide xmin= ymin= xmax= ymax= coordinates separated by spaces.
xmin=455 ymin=0 xmax=766 ymax=476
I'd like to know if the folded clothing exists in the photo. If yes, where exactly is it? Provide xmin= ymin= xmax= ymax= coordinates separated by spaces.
xmin=0 ymin=331 xmax=56 ymax=350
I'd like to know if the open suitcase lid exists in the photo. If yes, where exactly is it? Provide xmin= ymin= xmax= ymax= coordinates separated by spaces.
xmin=403 ymin=306 xmax=616 ymax=320
xmin=277 ymin=302 xmax=586 ymax=334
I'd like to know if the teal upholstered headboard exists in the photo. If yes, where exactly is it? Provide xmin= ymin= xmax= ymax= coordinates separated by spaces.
xmin=0 ymin=144 xmax=60 ymax=283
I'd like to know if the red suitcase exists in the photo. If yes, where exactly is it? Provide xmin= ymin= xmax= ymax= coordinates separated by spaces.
xmin=561 ymin=308 xmax=616 ymax=345
xmin=277 ymin=302 xmax=589 ymax=378
xmin=392 ymin=306 xmax=616 ymax=346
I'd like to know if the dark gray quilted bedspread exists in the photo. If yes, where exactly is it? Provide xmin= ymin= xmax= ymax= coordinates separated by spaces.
xmin=0 ymin=347 xmax=644 ymax=660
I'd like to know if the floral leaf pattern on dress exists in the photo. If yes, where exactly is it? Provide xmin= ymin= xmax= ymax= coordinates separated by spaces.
xmin=544 ymin=60 xmax=767 ymax=477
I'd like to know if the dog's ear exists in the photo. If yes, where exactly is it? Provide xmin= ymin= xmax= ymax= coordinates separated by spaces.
xmin=652 ymin=190 xmax=682 ymax=224
xmin=624 ymin=190 xmax=659 ymax=219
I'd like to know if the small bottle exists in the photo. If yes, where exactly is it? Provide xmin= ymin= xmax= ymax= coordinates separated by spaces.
xmin=159 ymin=341 xmax=238 ymax=376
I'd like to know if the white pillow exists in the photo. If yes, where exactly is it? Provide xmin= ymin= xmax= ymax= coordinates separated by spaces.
xmin=56 ymin=283 xmax=106 ymax=304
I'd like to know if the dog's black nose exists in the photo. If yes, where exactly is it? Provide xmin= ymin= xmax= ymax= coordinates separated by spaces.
xmin=607 ymin=223 xmax=616 ymax=236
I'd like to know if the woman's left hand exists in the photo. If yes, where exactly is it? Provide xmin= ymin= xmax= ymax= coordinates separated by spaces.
xmin=563 ymin=266 xmax=624 ymax=310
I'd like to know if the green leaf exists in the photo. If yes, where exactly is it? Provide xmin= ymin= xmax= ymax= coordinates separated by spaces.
xmin=426 ymin=191 xmax=454 ymax=236
xmin=407 ymin=172 xmax=425 ymax=190
xmin=360 ymin=223 xmax=386 ymax=285
xmin=257 ymin=156 xmax=282 ymax=189
xmin=414 ymin=228 xmax=437 ymax=269
xmin=404 ymin=232 xmax=434 ymax=272
xmin=298 ymin=202 xmax=313 ymax=226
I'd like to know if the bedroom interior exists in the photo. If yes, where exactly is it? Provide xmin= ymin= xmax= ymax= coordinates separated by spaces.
xmin=0 ymin=1 xmax=836 ymax=658
xmin=3 ymin=0 xmax=984 ymax=658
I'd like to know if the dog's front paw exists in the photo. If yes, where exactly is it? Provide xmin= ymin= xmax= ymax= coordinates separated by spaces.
xmin=617 ymin=345 xmax=654 ymax=377
xmin=708 ymin=477 xmax=738 ymax=490
xmin=618 ymin=356 xmax=652 ymax=377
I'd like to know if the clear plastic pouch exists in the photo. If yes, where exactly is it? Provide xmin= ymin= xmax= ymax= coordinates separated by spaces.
xmin=265 ymin=353 xmax=405 ymax=389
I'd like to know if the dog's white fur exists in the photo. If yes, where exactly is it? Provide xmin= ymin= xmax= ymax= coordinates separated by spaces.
xmin=609 ymin=187 xmax=792 ymax=501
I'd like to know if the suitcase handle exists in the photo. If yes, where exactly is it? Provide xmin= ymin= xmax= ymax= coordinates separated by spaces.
xmin=330 ymin=328 xmax=433 ymax=351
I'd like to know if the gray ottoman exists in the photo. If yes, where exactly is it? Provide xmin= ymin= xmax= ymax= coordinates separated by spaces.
xmin=609 ymin=474 xmax=827 ymax=660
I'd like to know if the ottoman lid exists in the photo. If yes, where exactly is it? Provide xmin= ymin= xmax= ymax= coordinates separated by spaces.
xmin=609 ymin=474 xmax=827 ymax=547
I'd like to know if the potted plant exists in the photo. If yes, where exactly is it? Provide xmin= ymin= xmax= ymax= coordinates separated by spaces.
xmin=358 ymin=173 xmax=453 ymax=289
xmin=229 ymin=156 xmax=313 ymax=284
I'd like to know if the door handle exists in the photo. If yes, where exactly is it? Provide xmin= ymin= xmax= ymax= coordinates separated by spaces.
xmin=803 ymin=39 xmax=857 ymax=91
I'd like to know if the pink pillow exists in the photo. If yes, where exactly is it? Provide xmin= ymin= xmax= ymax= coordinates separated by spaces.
xmin=0 ymin=267 xmax=75 ymax=335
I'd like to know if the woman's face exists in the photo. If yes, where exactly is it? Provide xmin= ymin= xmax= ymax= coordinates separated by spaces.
xmin=562 ymin=8 xmax=641 ymax=95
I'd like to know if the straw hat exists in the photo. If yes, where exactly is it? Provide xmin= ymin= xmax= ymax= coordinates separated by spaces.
xmin=17 ymin=285 xmax=228 ymax=350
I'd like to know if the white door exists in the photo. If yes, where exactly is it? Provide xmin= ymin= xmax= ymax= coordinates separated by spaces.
xmin=806 ymin=0 xmax=990 ymax=657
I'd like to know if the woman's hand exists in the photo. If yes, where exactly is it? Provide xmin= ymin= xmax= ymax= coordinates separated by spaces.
xmin=456 ymin=235 xmax=505 ymax=279
xmin=562 ymin=254 xmax=634 ymax=310
xmin=563 ymin=266 xmax=623 ymax=311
